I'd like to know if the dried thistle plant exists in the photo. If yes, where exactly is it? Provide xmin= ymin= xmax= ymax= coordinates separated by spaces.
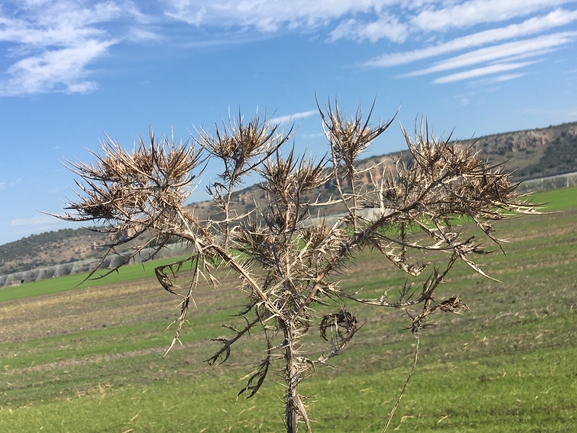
xmin=57 ymin=99 xmax=536 ymax=433
xmin=196 ymin=110 xmax=293 ymax=247
xmin=58 ymin=130 xmax=206 ymax=278
xmin=318 ymin=97 xmax=395 ymax=230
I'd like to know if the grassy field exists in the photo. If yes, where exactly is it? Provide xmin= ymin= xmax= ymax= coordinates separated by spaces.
xmin=1 ymin=187 xmax=576 ymax=432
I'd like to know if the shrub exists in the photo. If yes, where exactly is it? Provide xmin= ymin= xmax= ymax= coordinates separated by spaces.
xmin=56 ymin=98 xmax=534 ymax=432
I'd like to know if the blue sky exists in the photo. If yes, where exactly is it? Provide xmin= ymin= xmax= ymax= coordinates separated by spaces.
xmin=1 ymin=0 xmax=576 ymax=247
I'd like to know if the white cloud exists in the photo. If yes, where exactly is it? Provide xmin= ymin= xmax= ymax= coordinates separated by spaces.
xmin=127 ymin=28 xmax=161 ymax=42
xmin=366 ymin=9 xmax=577 ymax=67
xmin=433 ymin=61 xmax=539 ymax=83
xmin=358 ymin=4 xmax=577 ymax=84
xmin=1 ymin=0 xmax=576 ymax=94
xmin=273 ymin=110 xmax=318 ymax=124
xmin=488 ymin=73 xmax=525 ymax=83
xmin=164 ymin=0 xmax=577 ymax=48
xmin=412 ymin=0 xmax=568 ymax=32
xmin=0 ymin=0 xmax=141 ymax=95
xmin=329 ymin=16 xmax=409 ymax=43
xmin=404 ymin=31 xmax=577 ymax=77
xmin=1 ymin=39 xmax=115 ymax=95
xmin=0 ymin=1 xmax=121 ymax=46
xmin=11 ymin=214 xmax=55 ymax=227
xmin=164 ymin=0 xmax=391 ymax=32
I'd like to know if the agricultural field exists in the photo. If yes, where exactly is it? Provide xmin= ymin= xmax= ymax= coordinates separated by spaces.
xmin=1 ymin=187 xmax=576 ymax=432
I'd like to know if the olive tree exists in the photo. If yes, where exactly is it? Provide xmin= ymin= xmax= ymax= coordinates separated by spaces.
xmin=57 ymin=99 xmax=534 ymax=432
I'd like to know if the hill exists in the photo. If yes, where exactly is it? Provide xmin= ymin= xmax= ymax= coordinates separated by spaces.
xmin=1 ymin=119 xmax=576 ymax=276
xmin=461 ymin=120 xmax=577 ymax=179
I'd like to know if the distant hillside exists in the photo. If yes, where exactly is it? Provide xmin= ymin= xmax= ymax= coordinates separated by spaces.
xmin=186 ymin=120 xmax=577 ymax=222
xmin=0 ymin=228 xmax=104 ymax=275
xmin=461 ymin=121 xmax=577 ymax=179
xmin=1 ymin=120 xmax=576 ymax=276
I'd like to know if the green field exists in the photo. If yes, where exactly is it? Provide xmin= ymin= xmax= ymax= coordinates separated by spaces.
xmin=1 ymin=187 xmax=576 ymax=432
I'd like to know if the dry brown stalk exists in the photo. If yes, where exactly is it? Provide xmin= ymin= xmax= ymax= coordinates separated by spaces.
xmin=56 ymin=98 xmax=536 ymax=433
xmin=318 ymin=97 xmax=395 ymax=231
xmin=196 ymin=110 xmax=293 ymax=248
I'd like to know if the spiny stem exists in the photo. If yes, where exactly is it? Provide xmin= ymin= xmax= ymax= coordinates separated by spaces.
xmin=381 ymin=334 xmax=420 ymax=433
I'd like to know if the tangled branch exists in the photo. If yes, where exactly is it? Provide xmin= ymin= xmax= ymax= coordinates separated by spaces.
xmin=56 ymin=98 xmax=536 ymax=433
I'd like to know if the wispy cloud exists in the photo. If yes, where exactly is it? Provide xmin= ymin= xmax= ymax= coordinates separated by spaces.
xmin=433 ymin=61 xmax=539 ymax=84
xmin=365 ymin=9 xmax=577 ymax=67
xmin=1 ymin=0 xmax=576 ymax=94
xmin=0 ymin=178 xmax=21 ymax=190
xmin=164 ymin=0 xmax=383 ymax=32
xmin=0 ymin=0 xmax=144 ymax=96
xmin=164 ymin=0 xmax=576 ymax=87
xmin=273 ymin=110 xmax=317 ymax=124
xmin=403 ymin=32 xmax=577 ymax=77
xmin=1 ymin=39 xmax=115 ymax=95
xmin=11 ymin=214 xmax=55 ymax=227
xmin=487 ymin=73 xmax=526 ymax=83
xmin=127 ymin=28 xmax=161 ymax=42
xmin=411 ymin=0 xmax=567 ymax=31
xmin=359 ymin=3 xmax=577 ymax=85
xmin=329 ymin=15 xmax=409 ymax=43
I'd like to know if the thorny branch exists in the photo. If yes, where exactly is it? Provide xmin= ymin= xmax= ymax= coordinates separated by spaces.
xmin=57 ymin=98 xmax=537 ymax=433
